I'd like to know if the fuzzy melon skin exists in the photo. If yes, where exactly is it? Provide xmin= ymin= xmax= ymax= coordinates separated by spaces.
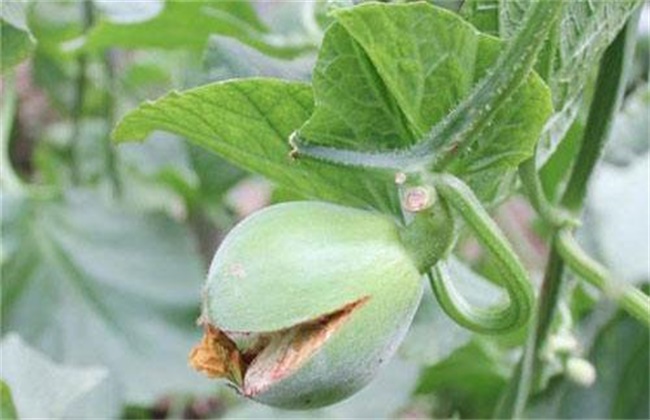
xmin=204 ymin=201 xmax=423 ymax=408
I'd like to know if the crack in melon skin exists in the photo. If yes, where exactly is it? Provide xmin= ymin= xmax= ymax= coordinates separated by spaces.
xmin=243 ymin=297 xmax=369 ymax=398
xmin=189 ymin=298 xmax=369 ymax=398
xmin=194 ymin=201 xmax=424 ymax=409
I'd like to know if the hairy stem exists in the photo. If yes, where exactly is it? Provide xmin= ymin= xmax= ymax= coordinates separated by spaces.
xmin=561 ymin=21 xmax=639 ymax=212
xmin=426 ymin=0 xmax=564 ymax=171
xmin=556 ymin=229 xmax=650 ymax=326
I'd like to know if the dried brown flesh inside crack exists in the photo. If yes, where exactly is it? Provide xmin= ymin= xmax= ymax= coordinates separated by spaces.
xmin=188 ymin=297 xmax=369 ymax=396
xmin=188 ymin=324 xmax=244 ymax=385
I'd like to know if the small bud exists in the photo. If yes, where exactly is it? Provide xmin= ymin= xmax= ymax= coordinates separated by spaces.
xmin=403 ymin=186 xmax=437 ymax=213
xmin=547 ymin=333 xmax=580 ymax=355
xmin=565 ymin=357 xmax=597 ymax=387
xmin=395 ymin=172 xmax=407 ymax=185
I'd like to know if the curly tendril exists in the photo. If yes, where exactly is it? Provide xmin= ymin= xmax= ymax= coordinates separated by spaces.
xmin=427 ymin=174 xmax=534 ymax=334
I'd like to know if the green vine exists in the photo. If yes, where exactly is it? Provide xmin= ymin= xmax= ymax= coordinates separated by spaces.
xmin=498 ymin=11 xmax=645 ymax=419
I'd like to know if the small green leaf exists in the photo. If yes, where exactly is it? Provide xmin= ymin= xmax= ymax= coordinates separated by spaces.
xmin=532 ymin=0 xmax=642 ymax=164
xmin=0 ymin=0 xmax=35 ymax=73
xmin=0 ymin=333 xmax=117 ymax=418
xmin=415 ymin=340 xmax=509 ymax=418
xmin=539 ymin=119 xmax=583 ymax=201
xmin=113 ymin=78 xmax=401 ymax=215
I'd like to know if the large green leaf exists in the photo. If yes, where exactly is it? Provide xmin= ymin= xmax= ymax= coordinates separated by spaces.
xmin=113 ymin=78 xmax=401 ymax=215
xmin=462 ymin=0 xmax=643 ymax=164
xmin=113 ymin=3 xmax=554 ymax=213
xmin=0 ymin=333 xmax=117 ymax=418
xmin=299 ymin=3 xmax=552 ymax=203
xmin=1 ymin=189 xmax=212 ymax=404
xmin=80 ymin=0 xmax=310 ymax=58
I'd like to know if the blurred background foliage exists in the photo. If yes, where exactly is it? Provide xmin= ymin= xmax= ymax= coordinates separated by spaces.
xmin=1 ymin=0 xmax=648 ymax=418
